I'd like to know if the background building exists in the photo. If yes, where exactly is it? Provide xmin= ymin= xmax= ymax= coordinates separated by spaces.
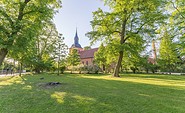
xmin=70 ymin=29 xmax=98 ymax=65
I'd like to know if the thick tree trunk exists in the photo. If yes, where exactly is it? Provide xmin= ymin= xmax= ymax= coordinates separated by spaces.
xmin=113 ymin=51 xmax=123 ymax=77
xmin=112 ymin=19 xmax=127 ymax=77
xmin=0 ymin=49 xmax=8 ymax=66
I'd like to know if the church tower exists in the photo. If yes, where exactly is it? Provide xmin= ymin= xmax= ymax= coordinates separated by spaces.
xmin=70 ymin=28 xmax=83 ymax=52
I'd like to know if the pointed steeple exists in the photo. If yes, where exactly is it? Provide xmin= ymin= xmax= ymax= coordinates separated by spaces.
xmin=71 ymin=28 xmax=82 ymax=48
xmin=74 ymin=28 xmax=79 ymax=44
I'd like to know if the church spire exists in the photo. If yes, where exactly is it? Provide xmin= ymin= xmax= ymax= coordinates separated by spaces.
xmin=74 ymin=28 xmax=79 ymax=44
xmin=70 ymin=28 xmax=82 ymax=48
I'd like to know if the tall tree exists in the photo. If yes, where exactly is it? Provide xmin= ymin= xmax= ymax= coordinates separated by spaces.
xmin=169 ymin=0 xmax=185 ymax=61
xmin=87 ymin=0 xmax=166 ymax=77
xmin=0 ymin=0 xmax=61 ymax=66
xmin=159 ymin=30 xmax=179 ymax=73
xmin=122 ymin=34 xmax=145 ymax=73
xmin=8 ymin=21 xmax=62 ymax=73
xmin=67 ymin=49 xmax=80 ymax=67
xmin=94 ymin=43 xmax=106 ymax=72
xmin=55 ymin=34 xmax=68 ymax=75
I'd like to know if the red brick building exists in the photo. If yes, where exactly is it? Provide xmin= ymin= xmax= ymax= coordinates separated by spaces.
xmin=79 ymin=48 xmax=98 ymax=65
xmin=69 ymin=29 xmax=98 ymax=65
xmin=69 ymin=29 xmax=157 ymax=67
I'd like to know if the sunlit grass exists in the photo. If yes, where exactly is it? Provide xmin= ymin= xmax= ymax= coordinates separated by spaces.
xmin=80 ymin=74 xmax=185 ymax=89
xmin=0 ymin=73 xmax=185 ymax=113
xmin=51 ymin=92 xmax=66 ymax=104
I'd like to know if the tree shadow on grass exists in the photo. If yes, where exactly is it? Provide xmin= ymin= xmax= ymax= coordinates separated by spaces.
xmin=121 ymin=73 xmax=185 ymax=81
xmin=0 ymin=74 xmax=185 ymax=113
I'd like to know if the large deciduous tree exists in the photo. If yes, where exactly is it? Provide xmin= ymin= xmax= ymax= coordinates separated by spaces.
xmin=0 ymin=0 xmax=61 ymax=66
xmin=168 ymin=0 xmax=185 ymax=62
xmin=87 ymin=0 xmax=166 ymax=77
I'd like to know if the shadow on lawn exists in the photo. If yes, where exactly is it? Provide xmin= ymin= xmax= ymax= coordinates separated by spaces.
xmin=121 ymin=73 xmax=185 ymax=81
xmin=0 ymin=74 xmax=185 ymax=113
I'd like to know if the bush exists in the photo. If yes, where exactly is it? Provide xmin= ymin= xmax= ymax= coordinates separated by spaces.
xmin=67 ymin=65 xmax=100 ymax=74
xmin=60 ymin=66 xmax=66 ymax=74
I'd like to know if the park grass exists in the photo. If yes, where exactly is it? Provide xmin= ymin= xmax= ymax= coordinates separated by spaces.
xmin=0 ymin=73 xmax=185 ymax=113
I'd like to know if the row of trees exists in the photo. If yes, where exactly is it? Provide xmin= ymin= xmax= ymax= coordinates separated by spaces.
xmin=0 ymin=0 xmax=70 ymax=74
xmin=0 ymin=0 xmax=92 ymax=75
xmin=1 ymin=0 xmax=185 ymax=76
xmin=86 ymin=0 xmax=185 ymax=77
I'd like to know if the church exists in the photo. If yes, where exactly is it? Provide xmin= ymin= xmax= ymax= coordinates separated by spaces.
xmin=69 ymin=29 xmax=157 ymax=67
xmin=69 ymin=29 xmax=98 ymax=66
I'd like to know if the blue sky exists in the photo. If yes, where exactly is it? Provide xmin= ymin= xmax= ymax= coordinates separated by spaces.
xmin=53 ymin=0 xmax=109 ymax=48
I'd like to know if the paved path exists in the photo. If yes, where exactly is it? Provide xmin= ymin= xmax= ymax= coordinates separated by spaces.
xmin=0 ymin=73 xmax=19 ymax=77
xmin=0 ymin=73 xmax=28 ymax=77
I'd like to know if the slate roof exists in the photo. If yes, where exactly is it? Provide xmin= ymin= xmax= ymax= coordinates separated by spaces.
xmin=79 ymin=48 xmax=98 ymax=59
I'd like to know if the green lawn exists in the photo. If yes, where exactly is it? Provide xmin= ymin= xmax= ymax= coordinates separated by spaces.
xmin=0 ymin=73 xmax=185 ymax=113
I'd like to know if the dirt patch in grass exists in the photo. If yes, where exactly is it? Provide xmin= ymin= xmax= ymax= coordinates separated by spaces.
xmin=37 ymin=82 xmax=62 ymax=89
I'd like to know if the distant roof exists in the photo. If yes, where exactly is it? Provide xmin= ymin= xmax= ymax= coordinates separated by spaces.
xmin=79 ymin=48 xmax=98 ymax=59
xmin=71 ymin=43 xmax=82 ymax=48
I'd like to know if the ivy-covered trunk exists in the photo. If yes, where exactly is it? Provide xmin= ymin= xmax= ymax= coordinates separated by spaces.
xmin=0 ymin=49 xmax=8 ymax=66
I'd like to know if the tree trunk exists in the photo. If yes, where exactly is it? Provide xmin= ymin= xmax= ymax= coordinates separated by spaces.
xmin=112 ymin=19 xmax=127 ymax=77
xmin=113 ymin=51 xmax=123 ymax=77
xmin=35 ymin=68 xmax=41 ymax=74
xmin=146 ymin=69 xmax=149 ymax=73
xmin=19 ymin=62 xmax=22 ymax=76
xmin=0 ymin=49 xmax=8 ymax=66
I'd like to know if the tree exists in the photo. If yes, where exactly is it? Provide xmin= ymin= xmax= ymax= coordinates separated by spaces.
xmin=67 ymin=49 xmax=80 ymax=69
xmin=159 ymin=30 xmax=179 ymax=73
xmin=83 ymin=46 xmax=91 ymax=50
xmin=94 ymin=43 xmax=106 ymax=72
xmin=121 ymin=34 xmax=145 ymax=73
xmin=0 ymin=0 xmax=61 ymax=66
xmin=168 ymin=0 xmax=185 ymax=71
xmin=8 ymin=21 xmax=62 ymax=74
xmin=55 ymin=34 xmax=68 ymax=75
xmin=87 ymin=0 xmax=166 ymax=77
xmin=32 ymin=22 xmax=63 ymax=73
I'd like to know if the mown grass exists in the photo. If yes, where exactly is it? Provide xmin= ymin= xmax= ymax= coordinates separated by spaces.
xmin=0 ymin=73 xmax=185 ymax=113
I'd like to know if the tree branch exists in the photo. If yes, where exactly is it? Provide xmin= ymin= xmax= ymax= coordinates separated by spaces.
xmin=171 ymin=1 xmax=185 ymax=19
xmin=135 ymin=19 xmax=151 ymax=34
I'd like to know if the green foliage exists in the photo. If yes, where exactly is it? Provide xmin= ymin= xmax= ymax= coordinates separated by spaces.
xmin=122 ymin=34 xmax=146 ymax=73
xmin=140 ymin=56 xmax=159 ymax=73
xmin=87 ymin=0 xmax=166 ymax=76
xmin=67 ymin=49 xmax=80 ymax=67
xmin=8 ymin=21 xmax=64 ymax=73
xmin=55 ymin=34 xmax=68 ymax=74
xmin=94 ymin=43 xmax=107 ymax=71
xmin=0 ymin=0 xmax=61 ymax=65
xmin=159 ymin=30 xmax=179 ymax=72
xmin=83 ymin=46 xmax=91 ymax=50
